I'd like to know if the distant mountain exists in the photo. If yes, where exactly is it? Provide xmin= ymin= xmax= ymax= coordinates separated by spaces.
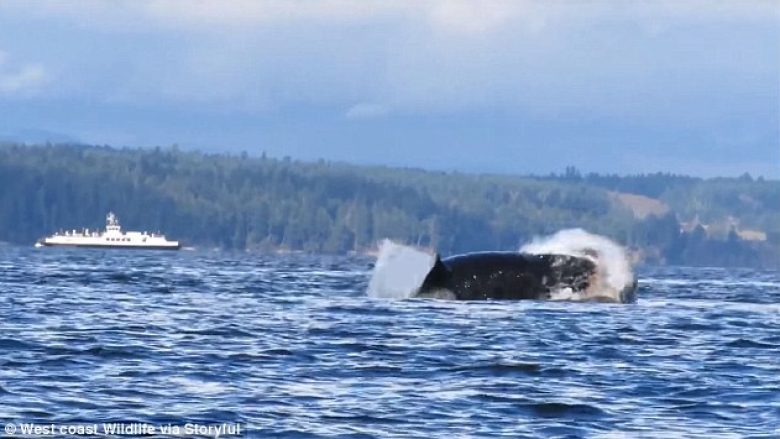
xmin=0 ymin=129 xmax=80 ymax=145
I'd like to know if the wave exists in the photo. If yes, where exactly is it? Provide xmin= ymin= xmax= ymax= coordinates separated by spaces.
xmin=520 ymin=229 xmax=635 ymax=302
xmin=641 ymin=278 xmax=780 ymax=289
xmin=638 ymin=298 xmax=780 ymax=314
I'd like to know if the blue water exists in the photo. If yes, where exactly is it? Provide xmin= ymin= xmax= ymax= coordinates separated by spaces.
xmin=1 ymin=247 xmax=778 ymax=438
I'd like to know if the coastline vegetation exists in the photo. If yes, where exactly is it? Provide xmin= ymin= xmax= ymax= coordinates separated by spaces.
xmin=1 ymin=143 xmax=778 ymax=268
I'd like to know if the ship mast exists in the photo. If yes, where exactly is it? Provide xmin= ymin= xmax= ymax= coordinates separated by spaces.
xmin=106 ymin=212 xmax=121 ymax=232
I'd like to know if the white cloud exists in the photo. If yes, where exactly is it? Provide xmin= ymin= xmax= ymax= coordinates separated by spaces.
xmin=145 ymin=0 xmax=399 ymax=28
xmin=345 ymin=103 xmax=390 ymax=120
xmin=0 ymin=0 xmax=776 ymax=115
xmin=7 ymin=0 xmax=776 ymax=33
xmin=0 ymin=51 xmax=48 ymax=95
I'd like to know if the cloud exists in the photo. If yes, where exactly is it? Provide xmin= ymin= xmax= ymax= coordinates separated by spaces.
xmin=7 ymin=0 xmax=777 ymax=33
xmin=142 ymin=0 xmax=535 ymax=35
xmin=345 ymin=103 xmax=390 ymax=120
xmin=0 ymin=51 xmax=48 ymax=96
xmin=0 ymin=1 xmax=775 ymax=176
xmin=0 ymin=0 xmax=776 ymax=117
xmin=144 ymin=0 xmax=399 ymax=28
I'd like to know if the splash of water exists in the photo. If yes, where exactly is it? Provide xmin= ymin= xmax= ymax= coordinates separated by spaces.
xmin=520 ymin=228 xmax=635 ymax=302
xmin=366 ymin=239 xmax=436 ymax=299
xmin=367 ymin=230 xmax=636 ymax=302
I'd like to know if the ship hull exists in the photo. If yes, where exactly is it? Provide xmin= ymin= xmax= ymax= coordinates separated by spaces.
xmin=38 ymin=242 xmax=180 ymax=250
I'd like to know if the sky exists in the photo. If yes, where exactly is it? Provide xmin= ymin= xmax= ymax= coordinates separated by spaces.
xmin=0 ymin=0 xmax=778 ymax=177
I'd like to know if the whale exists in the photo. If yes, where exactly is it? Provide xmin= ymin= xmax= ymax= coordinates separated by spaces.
xmin=366 ymin=232 xmax=638 ymax=303
xmin=415 ymin=251 xmax=637 ymax=303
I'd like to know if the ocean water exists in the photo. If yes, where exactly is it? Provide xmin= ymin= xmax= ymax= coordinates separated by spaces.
xmin=0 ymin=247 xmax=778 ymax=438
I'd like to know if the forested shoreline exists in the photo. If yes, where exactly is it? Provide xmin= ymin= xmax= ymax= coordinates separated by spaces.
xmin=1 ymin=143 xmax=778 ymax=268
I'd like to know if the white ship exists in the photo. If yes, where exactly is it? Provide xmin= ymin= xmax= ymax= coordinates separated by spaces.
xmin=35 ymin=212 xmax=180 ymax=250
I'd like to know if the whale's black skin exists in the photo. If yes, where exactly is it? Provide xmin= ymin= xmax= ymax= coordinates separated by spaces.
xmin=415 ymin=251 xmax=603 ymax=301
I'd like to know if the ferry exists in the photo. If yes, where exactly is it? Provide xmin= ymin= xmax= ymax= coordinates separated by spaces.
xmin=35 ymin=212 xmax=181 ymax=250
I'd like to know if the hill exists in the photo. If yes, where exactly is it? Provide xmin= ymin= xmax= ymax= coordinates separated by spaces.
xmin=0 ymin=143 xmax=778 ymax=268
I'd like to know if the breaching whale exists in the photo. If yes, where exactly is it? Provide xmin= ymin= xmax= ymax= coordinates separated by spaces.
xmin=415 ymin=252 xmax=637 ymax=303
xmin=366 ymin=230 xmax=638 ymax=303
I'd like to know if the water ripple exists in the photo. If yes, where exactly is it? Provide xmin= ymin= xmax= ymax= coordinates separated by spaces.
xmin=0 ymin=247 xmax=778 ymax=437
